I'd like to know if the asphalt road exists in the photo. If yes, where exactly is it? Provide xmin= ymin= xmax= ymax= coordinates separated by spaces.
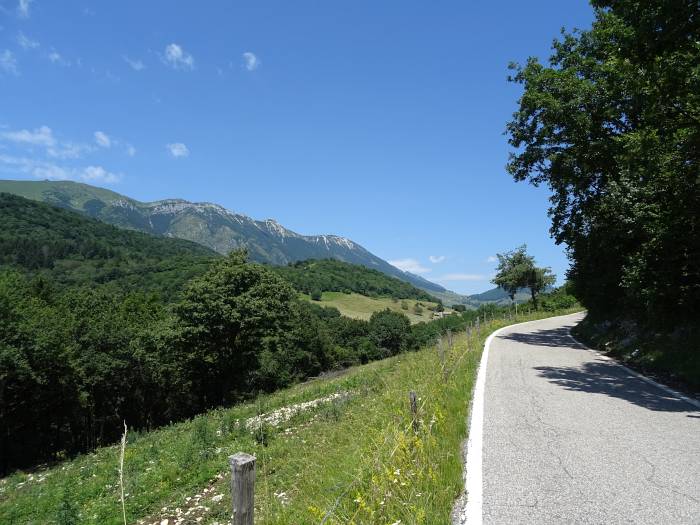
xmin=480 ymin=313 xmax=700 ymax=524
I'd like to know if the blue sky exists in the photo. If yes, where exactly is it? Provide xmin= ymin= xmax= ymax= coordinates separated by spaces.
xmin=0 ymin=1 xmax=595 ymax=294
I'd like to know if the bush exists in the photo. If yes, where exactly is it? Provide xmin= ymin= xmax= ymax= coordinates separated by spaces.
xmin=368 ymin=309 xmax=411 ymax=356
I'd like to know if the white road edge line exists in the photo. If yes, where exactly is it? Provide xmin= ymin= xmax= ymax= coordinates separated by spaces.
xmin=460 ymin=312 xmax=699 ymax=525
xmin=460 ymin=313 xmax=578 ymax=525
xmin=568 ymin=329 xmax=700 ymax=411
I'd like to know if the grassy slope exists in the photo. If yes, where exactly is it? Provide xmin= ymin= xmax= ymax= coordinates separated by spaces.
xmin=304 ymin=291 xmax=451 ymax=324
xmin=0 ymin=180 xmax=128 ymax=208
xmin=0 ymin=308 xmax=580 ymax=525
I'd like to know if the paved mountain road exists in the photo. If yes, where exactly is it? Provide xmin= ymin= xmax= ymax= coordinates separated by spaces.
xmin=462 ymin=312 xmax=700 ymax=524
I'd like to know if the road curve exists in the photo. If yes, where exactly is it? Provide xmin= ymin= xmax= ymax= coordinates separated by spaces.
xmin=464 ymin=312 xmax=700 ymax=525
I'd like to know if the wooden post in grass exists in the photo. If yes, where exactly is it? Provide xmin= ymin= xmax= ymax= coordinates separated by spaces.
xmin=409 ymin=391 xmax=419 ymax=432
xmin=229 ymin=452 xmax=256 ymax=525
xmin=446 ymin=329 xmax=453 ymax=349
xmin=437 ymin=338 xmax=446 ymax=368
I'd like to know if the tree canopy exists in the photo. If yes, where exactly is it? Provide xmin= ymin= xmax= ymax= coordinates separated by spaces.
xmin=506 ymin=1 xmax=700 ymax=327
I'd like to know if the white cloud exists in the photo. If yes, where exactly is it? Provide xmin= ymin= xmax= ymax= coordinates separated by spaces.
xmin=82 ymin=165 xmax=121 ymax=183
xmin=486 ymin=255 xmax=498 ymax=263
xmin=166 ymin=142 xmax=189 ymax=158
xmin=123 ymin=55 xmax=145 ymax=71
xmin=163 ymin=43 xmax=194 ymax=71
xmin=94 ymin=131 xmax=111 ymax=148
xmin=1 ymin=125 xmax=93 ymax=159
xmin=17 ymin=32 xmax=39 ymax=50
xmin=0 ymin=50 xmax=19 ymax=75
xmin=17 ymin=0 xmax=33 ymax=18
xmin=429 ymin=255 xmax=446 ymax=264
xmin=48 ymin=50 xmax=70 ymax=66
xmin=31 ymin=163 xmax=69 ymax=180
xmin=242 ymin=52 xmax=259 ymax=71
xmin=47 ymin=142 xmax=91 ymax=159
xmin=0 ymin=154 xmax=122 ymax=183
xmin=433 ymin=273 xmax=486 ymax=282
xmin=1 ymin=123 xmax=134 ymax=162
xmin=2 ymin=125 xmax=55 ymax=147
xmin=388 ymin=258 xmax=431 ymax=275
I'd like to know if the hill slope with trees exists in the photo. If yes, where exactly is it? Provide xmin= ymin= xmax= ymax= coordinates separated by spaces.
xmin=0 ymin=200 xmax=465 ymax=475
xmin=270 ymin=259 xmax=436 ymax=301
xmin=0 ymin=192 xmax=218 ymax=299
xmin=0 ymin=180 xmax=447 ymax=294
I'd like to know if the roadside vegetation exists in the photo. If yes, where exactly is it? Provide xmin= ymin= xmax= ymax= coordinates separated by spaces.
xmin=572 ymin=320 xmax=700 ymax=394
xmin=0 ymin=305 xmax=580 ymax=525
xmin=506 ymin=0 xmax=699 ymax=389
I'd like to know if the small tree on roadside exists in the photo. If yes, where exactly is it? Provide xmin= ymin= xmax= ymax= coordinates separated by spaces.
xmin=493 ymin=245 xmax=530 ymax=312
xmin=493 ymin=245 xmax=556 ymax=311
xmin=525 ymin=266 xmax=556 ymax=310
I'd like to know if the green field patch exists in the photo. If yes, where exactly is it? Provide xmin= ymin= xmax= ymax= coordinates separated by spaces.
xmin=303 ymin=291 xmax=451 ymax=324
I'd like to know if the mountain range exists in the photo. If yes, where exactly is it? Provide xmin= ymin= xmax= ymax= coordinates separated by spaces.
xmin=0 ymin=179 xmax=519 ymax=305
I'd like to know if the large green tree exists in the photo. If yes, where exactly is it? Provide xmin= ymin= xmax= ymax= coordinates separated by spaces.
xmin=174 ymin=250 xmax=299 ymax=405
xmin=506 ymin=1 xmax=700 ymax=326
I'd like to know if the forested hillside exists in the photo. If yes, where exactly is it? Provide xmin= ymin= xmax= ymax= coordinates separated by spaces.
xmin=0 ymin=193 xmax=218 ymax=299
xmin=270 ymin=259 xmax=436 ymax=301
xmin=0 ymin=199 xmax=470 ymax=474
xmin=0 ymin=180 xmax=447 ymax=295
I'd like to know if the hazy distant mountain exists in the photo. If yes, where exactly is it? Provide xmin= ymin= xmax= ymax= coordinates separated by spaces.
xmin=428 ymin=286 xmax=533 ymax=308
xmin=466 ymin=287 xmax=533 ymax=305
xmin=0 ymin=180 xmax=446 ymax=294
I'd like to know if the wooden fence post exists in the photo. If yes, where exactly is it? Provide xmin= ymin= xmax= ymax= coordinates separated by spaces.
xmin=229 ymin=452 xmax=256 ymax=525
xmin=437 ymin=337 xmax=446 ymax=369
xmin=409 ymin=391 xmax=419 ymax=432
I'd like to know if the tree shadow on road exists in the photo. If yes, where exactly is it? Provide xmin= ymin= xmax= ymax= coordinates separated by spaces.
xmin=500 ymin=326 xmax=582 ymax=349
xmin=499 ymin=326 xmax=698 ymax=413
xmin=533 ymin=361 xmax=698 ymax=413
